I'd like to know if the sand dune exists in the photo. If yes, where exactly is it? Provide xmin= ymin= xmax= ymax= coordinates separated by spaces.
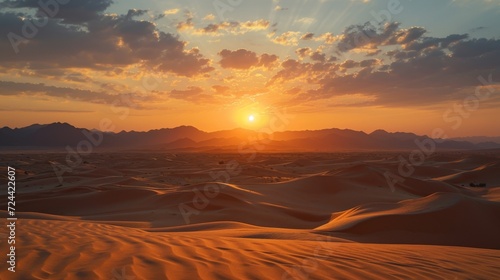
xmin=435 ymin=162 xmax=500 ymax=186
xmin=1 ymin=152 xmax=499 ymax=279
xmin=315 ymin=192 xmax=500 ymax=249
xmin=1 ymin=218 xmax=500 ymax=280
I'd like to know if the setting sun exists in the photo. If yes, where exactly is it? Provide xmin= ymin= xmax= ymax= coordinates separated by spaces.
xmin=248 ymin=115 xmax=255 ymax=122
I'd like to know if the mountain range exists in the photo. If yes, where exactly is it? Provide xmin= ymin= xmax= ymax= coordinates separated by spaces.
xmin=1 ymin=122 xmax=499 ymax=152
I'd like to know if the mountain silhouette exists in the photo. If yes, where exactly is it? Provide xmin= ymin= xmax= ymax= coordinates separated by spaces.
xmin=1 ymin=123 xmax=498 ymax=151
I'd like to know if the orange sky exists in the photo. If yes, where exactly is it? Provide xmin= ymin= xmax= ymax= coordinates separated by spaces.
xmin=0 ymin=0 xmax=499 ymax=136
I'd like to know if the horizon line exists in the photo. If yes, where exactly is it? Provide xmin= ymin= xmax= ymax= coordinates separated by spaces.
xmin=2 ymin=121 xmax=500 ymax=138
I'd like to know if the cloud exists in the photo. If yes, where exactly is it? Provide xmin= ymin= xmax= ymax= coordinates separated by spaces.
xmin=1 ymin=0 xmax=498 ymax=111
xmin=449 ymin=38 xmax=500 ymax=58
xmin=163 ymin=9 xmax=180 ymax=15
xmin=0 ymin=108 xmax=94 ymax=113
xmin=274 ymin=5 xmax=288 ymax=11
xmin=296 ymin=47 xmax=311 ymax=59
xmin=270 ymin=23 xmax=500 ymax=107
xmin=401 ymin=34 xmax=467 ymax=54
xmin=301 ymin=32 xmax=314 ymax=40
xmin=339 ymin=59 xmax=379 ymax=69
xmin=310 ymin=51 xmax=327 ymax=62
xmin=219 ymin=49 xmax=258 ymax=69
xmin=3 ymin=0 xmax=113 ymax=23
xmin=299 ymin=32 xmax=337 ymax=44
xmin=169 ymin=86 xmax=216 ymax=103
xmin=153 ymin=47 xmax=213 ymax=77
xmin=257 ymin=53 xmax=279 ymax=68
xmin=212 ymin=85 xmax=229 ymax=94
xmin=219 ymin=49 xmax=278 ymax=69
xmin=203 ymin=14 xmax=215 ymax=21
xmin=316 ymin=32 xmax=336 ymax=44
xmin=0 ymin=81 xmax=150 ymax=106
xmin=0 ymin=7 xmax=213 ymax=77
xmin=296 ymin=17 xmax=315 ymax=25
xmin=65 ymin=73 xmax=92 ymax=83
xmin=276 ymin=31 xmax=336 ymax=45
xmin=337 ymin=21 xmax=401 ymax=52
xmin=271 ymin=31 xmax=302 ymax=46
xmin=178 ymin=19 xmax=270 ymax=35
xmin=335 ymin=22 xmax=431 ymax=53
xmin=470 ymin=26 xmax=486 ymax=33
xmin=394 ymin=26 xmax=427 ymax=45
xmin=295 ymin=48 xmax=333 ymax=63
xmin=269 ymin=58 xmax=337 ymax=85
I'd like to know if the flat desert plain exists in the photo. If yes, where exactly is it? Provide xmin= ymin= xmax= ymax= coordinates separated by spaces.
xmin=1 ymin=151 xmax=500 ymax=279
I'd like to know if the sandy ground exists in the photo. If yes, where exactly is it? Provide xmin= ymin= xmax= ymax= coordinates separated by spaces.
xmin=1 ymin=151 xmax=500 ymax=279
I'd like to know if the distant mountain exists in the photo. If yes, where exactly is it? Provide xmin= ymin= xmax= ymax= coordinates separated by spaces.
xmin=451 ymin=136 xmax=500 ymax=145
xmin=104 ymin=125 xmax=209 ymax=147
xmin=0 ymin=122 xmax=86 ymax=146
xmin=1 ymin=122 xmax=499 ymax=151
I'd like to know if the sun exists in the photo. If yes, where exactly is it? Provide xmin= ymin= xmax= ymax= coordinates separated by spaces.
xmin=234 ymin=107 xmax=264 ymax=127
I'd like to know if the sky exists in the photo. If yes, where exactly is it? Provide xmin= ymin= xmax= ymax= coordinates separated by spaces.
xmin=0 ymin=0 xmax=499 ymax=136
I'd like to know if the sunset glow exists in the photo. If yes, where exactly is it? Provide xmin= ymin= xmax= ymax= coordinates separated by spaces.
xmin=0 ymin=0 xmax=498 ymax=137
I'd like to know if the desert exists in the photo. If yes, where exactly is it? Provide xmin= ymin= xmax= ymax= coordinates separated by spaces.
xmin=1 ymin=150 xmax=499 ymax=279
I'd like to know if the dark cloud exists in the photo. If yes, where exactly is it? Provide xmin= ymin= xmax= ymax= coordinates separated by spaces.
xmin=269 ymin=58 xmax=337 ymax=85
xmin=449 ymin=38 xmax=500 ymax=58
xmin=338 ymin=58 xmax=378 ymax=70
xmin=125 ymin=9 xmax=148 ymax=20
xmin=219 ymin=49 xmax=278 ymax=69
xmin=340 ymin=60 xmax=357 ymax=69
xmin=3 ymin=0 xmax=113 ymax=23
xmin=404 ymin=34 xmax=468 ymax=52
xmin=65 ymin=73 xmax=92 ymax=83
xmin=169 ymin=86 xmax=216 ymax=103
xmin=337 ymin=22 xmax=400 ymax=52
xmin=301 ymin=32 xmax=314 ymax=40
xmin=0 ymin=80 xmax=142 ymax=105
xmin=394 ymin=27 xmax=426 ymax=44
xmin=295 ymin=48 xmax=330 ymax=63
xmin=219 ymin=49 xmax=258 ymax=69
xmin=271 ymin=22 xmax=500 ymax=107
xmin=310 ymin=51 xmax=325 ymax=62
xmin=257 ymin=53 xmax=279 ymax=68
xmin=0 ymin=0 xmax=498 ymax=110
xmin=337 ymin=22 xmax=429 ymax=53
xmin=0 ymin=5 xmax=213 ymax=77
xmin=296 ymin=47 xmax=311 ymax=59
xmin=359 ymin=59 xmax=378 ymax=67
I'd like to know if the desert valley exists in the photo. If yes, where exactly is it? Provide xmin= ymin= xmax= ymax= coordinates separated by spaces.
xmin=1 ymin=137 xmax=500 ymax=279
